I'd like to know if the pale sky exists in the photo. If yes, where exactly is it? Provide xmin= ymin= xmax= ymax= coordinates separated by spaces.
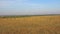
xmin=0 ymin=0 xmax=60 ymax=15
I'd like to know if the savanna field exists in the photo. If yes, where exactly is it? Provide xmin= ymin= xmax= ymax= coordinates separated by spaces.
xmin=0 ymin=15 xmax=60 ymax=34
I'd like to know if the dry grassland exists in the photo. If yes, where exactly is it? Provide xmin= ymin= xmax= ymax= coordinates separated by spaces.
xmin=0 ymin=16 xmax=60 ymax=34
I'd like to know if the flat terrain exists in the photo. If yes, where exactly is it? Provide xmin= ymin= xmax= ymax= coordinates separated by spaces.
xmin=0 ymin=15 xmax=60 ymax=34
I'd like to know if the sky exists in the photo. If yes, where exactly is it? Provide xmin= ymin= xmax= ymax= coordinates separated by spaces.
xmin=0 ymin=0 xmax=60 ymax=15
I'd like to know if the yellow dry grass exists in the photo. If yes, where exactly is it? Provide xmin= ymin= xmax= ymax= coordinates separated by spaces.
xmin=0 ymin=16 xmax=60 ymax=34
